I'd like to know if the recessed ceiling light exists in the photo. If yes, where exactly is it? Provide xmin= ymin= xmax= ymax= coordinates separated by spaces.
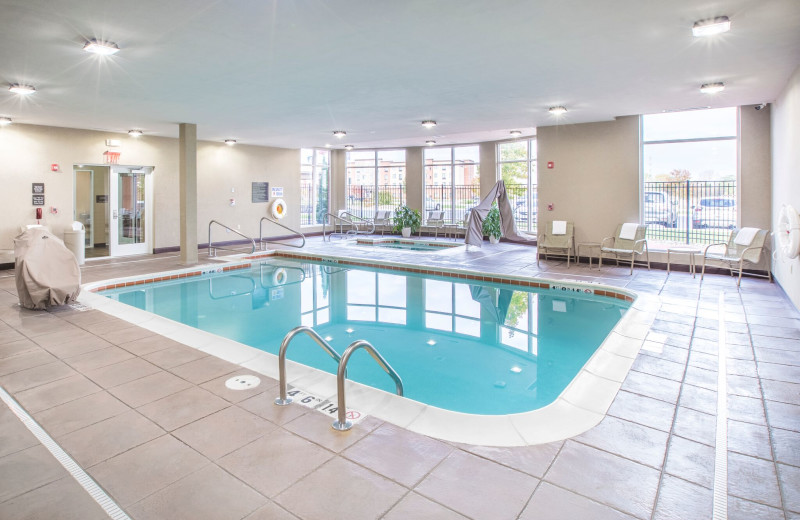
xmin=421 ymin=120 xmax=437 ymax=128
xmin=510 ymin=130 xmax=522 ymax=138
xmin=344 ymin=145 xmax=354 ymax=151
xmin=549 ymin=106 xmax=567 ymax=115
xmin=9 ymin=84 xmax=35 ymax=95
xmin=324 ymin=143 xmax=332 ymax=148
xmin=0 ymin=117 xmax=12 ymax=126
xmin=83 ymin=39 xmax=120 ymax=55
xmin=426 ymin=140 xmax=436 ymax=146
xmin=128 ymin=129 xmax=143 ymax=137
xmin=700 ymin=82 xmax=725 ymax=94
xmin=333 ymin=130 xmax=346 ymax=138
xmin=692 ymin=16 xmax=731 ymax=37
xmin=224 ymin=139 xmax=237 ymax=145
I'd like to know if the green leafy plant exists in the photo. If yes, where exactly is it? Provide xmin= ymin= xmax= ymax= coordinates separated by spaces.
xmin=393 ymin=205 xmax=422 ymax=233
xmin=482 ymin=204 xmax=502 ymax=240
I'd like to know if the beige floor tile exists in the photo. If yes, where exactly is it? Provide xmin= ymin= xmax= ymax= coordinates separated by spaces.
xmin=384 ymin=492 xmax=468 ymax=520
xmin=108 ymin=370 xmax=193 ymax=408
xmin=0 ymin=337 xmax=40 ymax=359
xmin=127 ymin=464 xmax=267 ymax=520
xmin=0 ymin=475 xmax=109 ymax=520
xmin=575 ymin=415 xmax=669 ymax=469
xmin=343 ymin=423 xmax=452 ymax=486
xmin=219 ymin=429 xmax=333 ymax=497
xmin=31 ymin=327 xmax=96 ymax=349
xmin=238 ymin=393 xmax=310 ymax=425
xmin=761 ymin=379 xmax=800 ymax=405
xmin=664 ymin=435 xmax=714 ymax=488
xmin=652 ymin=474 xmax=712 ymax=520
xmin=728 ymin=452 xmax=782 ymax=508
xmin=57 ymin=410 xmax=165 ymax=467
xmin=83 ymin=357 xmax=161 ymax=388
xmin=243 ymin=501 xmax=300 ymax=520
xmin=460 ymin=441 xmax=561 ymax=479
xmin=620 ymin=371 xmax=681 ymax=404
xmin=672 ymin=406 xmax=715 ymax=447
xmin=173 ymin=406 xmax=276 ymax=460
xmin=276 ymin=457 xmax=406 ymax=520
xmin=33 ymin=390 xmax=129 ymax=437
xmin=143 ymin=345 xmax=209 ymax=369
xmin=778 ymin=464 xmax=800 ymax=513
xmin=99 ymin=324 xmax=157 ymax=345
xmin=520 ymin=481 xmax=637 ymax=520
xmin=678 ymin=384 xmax=717 ymax=415
xmin=0 ymin=348 xmax=54 ymax=376
xmin=283 ymin=410 xmax=379 ymax=453
xmin=169 ymin=355 xmax=240 ymax=384
xmin=728 ymin=496 xmax=786 ymax=520
xmin=137 ymin=386 xmax=230 ymax=431
xmin=88 ymin=435 xmax=209 ymax=507
xmin=117 ymin=334 xmax=183 ymax=356
xmin=772 ymin=428 xmax=800 ymax=466
xmin=607 ymin=390 xmax=676 ymax=432
xmin=415 ymin=450 xmax=538 ymax=520
xmin=41 ymin=334 xmax=114 ymax=359
xmin=0 ymin=445 xmax=67 ymax=502
xmin=728 ymin=419 xmax=773 ymax=459
xmin=545 ymin=441 xmax=660 ymax=519
xmin=0 ymin=406 xmax=39 ymax=458
xmin=14 ymin=374 xmax=102 ymax=413
xmin=0 ymin=361 xmax=76 ymax=393
xmin=64 ymin=345 xmax=135 ymax=372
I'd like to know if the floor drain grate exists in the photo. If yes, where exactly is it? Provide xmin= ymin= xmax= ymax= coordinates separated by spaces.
xmin=225 ymin=375 xmax=261 ymax=390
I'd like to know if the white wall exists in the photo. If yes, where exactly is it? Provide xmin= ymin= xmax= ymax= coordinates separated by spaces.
xmin=0 ymin=124 xmax=299 ymax=252
xmin=771 ymin=66 xmax=800 ymax=310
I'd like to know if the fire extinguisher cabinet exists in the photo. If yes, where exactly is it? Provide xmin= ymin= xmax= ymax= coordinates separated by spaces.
xmin=63 ymin=223 xmax=86 ymax=265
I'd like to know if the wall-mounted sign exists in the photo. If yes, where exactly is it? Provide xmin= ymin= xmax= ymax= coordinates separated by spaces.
xmin=32 ymin=195 xmax=45 ymax=206
xmin=252 ymin=182 xmax=270 ymax=203
xmin=32 ymin=183 xmax=44 ymax=194
xmin=271 ymin=186 xmax=284 ymax=198
xmin=96 ymin=195 xmax=108 ymax=203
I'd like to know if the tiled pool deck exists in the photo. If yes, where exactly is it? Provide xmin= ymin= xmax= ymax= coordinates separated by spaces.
xmin=0 ymin=237 xmax=798 ymax=519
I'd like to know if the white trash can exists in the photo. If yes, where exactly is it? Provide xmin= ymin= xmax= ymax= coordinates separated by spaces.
xmin=63 ymin=222 xmax=86 ymax=265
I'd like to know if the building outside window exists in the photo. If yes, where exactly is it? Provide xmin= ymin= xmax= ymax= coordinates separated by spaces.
xmin=345 ymin=149 xmax=406 ymax=220
xmin=423 ymin=146 xmax=480 ymax=224
xmin=642 ymin=107 xmax=737 ymax=245
xmin=497 ymin=139 xmax=537 ymax=234
xmin=300 ymin=148 xmax=330 ymax=226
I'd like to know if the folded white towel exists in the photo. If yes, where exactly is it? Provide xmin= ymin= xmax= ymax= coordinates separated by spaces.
xmin=734 ymin=227 xmax=758 ymax=246
xmin=619 ymin=223 xmax=638 ymax=240
xmin=552 ymin=220 xmax=567 ymax=235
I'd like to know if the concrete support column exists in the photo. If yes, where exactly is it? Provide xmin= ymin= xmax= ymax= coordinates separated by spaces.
xmin=179 ymin=123 xmax=198 ymax=264
xmin=405 ymin=147 xmax=423 ymax=211
xmin=479 ymin=141 xmax=497 ymax=197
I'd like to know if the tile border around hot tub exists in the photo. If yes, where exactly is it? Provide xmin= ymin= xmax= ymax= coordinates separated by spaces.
xmin=81 ymin=251 xmax=657 ymax=447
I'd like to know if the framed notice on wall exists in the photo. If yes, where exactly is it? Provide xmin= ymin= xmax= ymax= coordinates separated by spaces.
xmin=32 ymin=195 xmax=45 ymax=206
xmin=32 ymin=183 xmax=44 ymax=194
xmin=252 ymin=182 xmax=269 ymax=203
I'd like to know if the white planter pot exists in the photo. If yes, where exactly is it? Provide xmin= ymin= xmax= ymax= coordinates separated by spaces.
xmin=489 ymin=236 xmax=500 ymax=244
xmin=401 ymin=227 xmax=412 ymax=238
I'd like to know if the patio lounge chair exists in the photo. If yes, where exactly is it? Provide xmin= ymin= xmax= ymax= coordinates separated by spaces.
xmin=599 ymin=223 xmax=650 ymax=275
xmin=373 ymin=210 xmax=392 ymax=236
xmin=700 ymin=227 xmax=771 ymax=286
xmin=422 ymin=210 xmax=446 ymax=238
xmin=537 ymin=220 xmax=575 ymax=267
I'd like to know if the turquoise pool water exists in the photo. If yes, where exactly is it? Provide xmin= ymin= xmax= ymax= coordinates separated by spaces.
xmin=100 ymin=259 xmax=629 ymax=415
xmin=354 ymin=239 xmax=458 ymax=251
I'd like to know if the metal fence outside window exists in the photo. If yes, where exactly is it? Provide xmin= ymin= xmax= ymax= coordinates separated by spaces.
xmin=345 ymin=184 xmax=406 ymax=220
xmin=644 ymin=180 xmax=737 ymax=244
xmin=424 ymin=184 xmax=481 ymax=224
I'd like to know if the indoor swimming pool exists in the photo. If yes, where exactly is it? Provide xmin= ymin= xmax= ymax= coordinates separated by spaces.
xmin=98 ymin=256 xmax=631 ymax=415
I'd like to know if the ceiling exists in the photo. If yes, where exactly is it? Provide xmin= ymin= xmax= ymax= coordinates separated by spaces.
xmin=1 ymin=0 xmax=798 ymax=149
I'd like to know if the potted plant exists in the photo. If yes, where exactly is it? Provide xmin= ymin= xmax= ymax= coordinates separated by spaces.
xmin=482 ymin=204 xmax=502 ymax=244
xmin=393 ymin=205 xmax=421 ymax=238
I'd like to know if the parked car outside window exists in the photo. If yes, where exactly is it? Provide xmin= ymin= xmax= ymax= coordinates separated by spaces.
xmin=693 ymin=197 xmax=736 ymax=228
xmin=644 ymin=191 xmax=677 ymax=228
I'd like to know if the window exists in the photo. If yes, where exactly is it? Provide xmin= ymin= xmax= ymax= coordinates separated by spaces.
xmin=345 ymin=149 xmax=406 ymax=219
xmin=497 ymin=139 xmax=537 ymax=233
xmin=424 ymin=279 xmax=481 ymax=337
xmin=642 ymin=107 xmax=737 ymax=245
xmin=423 ymin=146 xmax=480 ymax=224
xmin=300 ymin=149 xmax=330 ymax=226
xmin=346 ymin=271 xmax=407 ymax=325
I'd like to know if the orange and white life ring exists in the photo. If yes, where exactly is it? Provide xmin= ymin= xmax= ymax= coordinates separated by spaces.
xmin=778 ymin=204 xmax=800 ymax=259
xmin=271 ymin=198 xmax=287 ymax=219
xmin=272 ymin=268 xmax=287 ymax=286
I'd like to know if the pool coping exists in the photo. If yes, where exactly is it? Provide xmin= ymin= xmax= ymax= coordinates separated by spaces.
xmin=79 ymin=250 xmax=657 ymax=447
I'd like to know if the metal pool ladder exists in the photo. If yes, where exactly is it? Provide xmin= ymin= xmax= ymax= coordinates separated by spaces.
xmin=274 ymin=327 xmax=404 ymax=432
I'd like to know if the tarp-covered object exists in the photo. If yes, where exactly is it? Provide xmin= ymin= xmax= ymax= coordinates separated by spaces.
xmin=465 ymin=180 xmax=536 ymax=247
xmin=14 ymin=227 xmax=81 ymax=309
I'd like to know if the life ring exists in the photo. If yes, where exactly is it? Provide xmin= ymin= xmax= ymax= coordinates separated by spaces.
xmin=271 ymin=198 xmax=287 ymax=219
xmin=777 ymin=204 xmax=800 ymax=259
xmin=272 ymin=268 xmax=287 ymax=286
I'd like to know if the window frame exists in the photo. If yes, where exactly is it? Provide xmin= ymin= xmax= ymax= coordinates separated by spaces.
xmin=300 ymin=148 xmax=330 ymax=227
xmin=496 ymin=138 xmax=537 ymax=233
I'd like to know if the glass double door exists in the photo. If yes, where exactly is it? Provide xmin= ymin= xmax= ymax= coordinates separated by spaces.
xmin=110 ymin=166 xmax=153 ymax=256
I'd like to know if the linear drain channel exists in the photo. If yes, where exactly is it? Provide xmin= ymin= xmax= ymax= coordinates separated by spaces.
xmin=0 ymin=385 xmax=131 ymax=520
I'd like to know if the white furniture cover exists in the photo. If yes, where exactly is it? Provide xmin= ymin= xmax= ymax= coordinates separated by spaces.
xmin=14 ymin=227 xmax=81 ymax=310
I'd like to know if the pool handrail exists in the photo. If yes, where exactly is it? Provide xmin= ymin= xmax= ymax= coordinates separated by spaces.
xmin=322 ymin=211 xmax=375 ymax=241
xmin=274 ymin=326 xmax=342 ymax=406
xmin=208 ymin=220 xmax=256 ymax=257
xmin=332 ymin=339 xmax=403 ymax=431
xmin=259 ymin=216 xmax=305 ymax=250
